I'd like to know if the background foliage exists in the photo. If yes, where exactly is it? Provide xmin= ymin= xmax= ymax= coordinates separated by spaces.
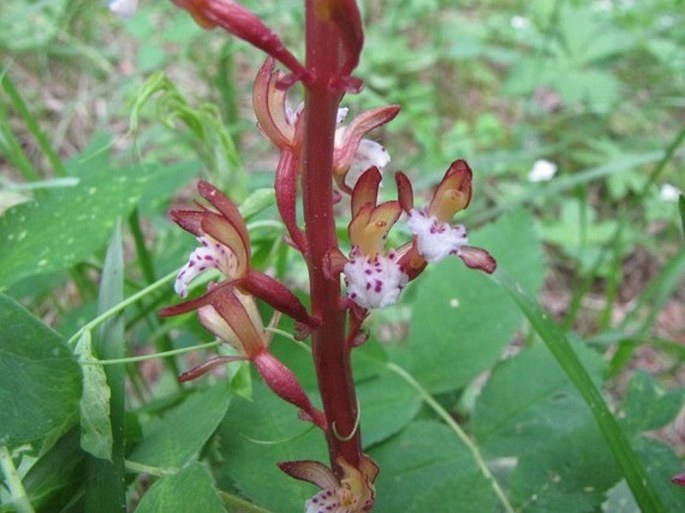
xmin=1 ymin=0 xmax=684 ymax=512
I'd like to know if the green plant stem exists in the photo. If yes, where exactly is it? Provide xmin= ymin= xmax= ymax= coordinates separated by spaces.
xmin=128 ymin=208 xmax=156 ymax=284
xmin=493 ymin=270 xmax=668 ymax=513
xmin=386 ymin=363 xmax=516 ymax=513
xmin=67 ymin=268 xmax=177 ymax=347
xmin=0 ymin=446 xmax=35 ymax=513
xmin=218 ymin=490 xmax=275 ymax=513
xmin=82 ymin=341 xmax=220 ymax=365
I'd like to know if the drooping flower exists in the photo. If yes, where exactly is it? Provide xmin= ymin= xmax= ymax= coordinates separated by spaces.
xmin=161 ymin=182 xmax=324 ymax=427
xmin=279 ymin=456 xmax=379 ymax=513
xmin=166 ymin=180 xmax=314 ymax=328
xmin=343 ymin=167 xmax=408 ymax=310
xmin=399 ymin=160 xmax=496 ymax=274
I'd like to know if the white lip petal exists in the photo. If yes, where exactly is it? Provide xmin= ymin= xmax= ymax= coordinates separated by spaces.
xmin=407 ymin=210 xmax=468 ymax=263
xmin=344 ymin=250 xmax=408 ymax=309
xmin=108 ymin=0 xmax=138 ymax=18
xmin=345 ymin=139 xmax=390 ymax=188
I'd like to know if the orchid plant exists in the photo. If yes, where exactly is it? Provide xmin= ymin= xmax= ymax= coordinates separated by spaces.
xmin=153 ymin=0 xmax=495 ymax=510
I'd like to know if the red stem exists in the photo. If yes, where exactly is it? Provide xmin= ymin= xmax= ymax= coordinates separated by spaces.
xmin=302 ymin=0 xmax=362 ymax=473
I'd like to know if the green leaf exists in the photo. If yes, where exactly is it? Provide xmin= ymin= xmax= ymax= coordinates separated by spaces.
xmin=401 ymin=209 xmax=544 ymax=393
xmin=75 ymin=331 xmax=113 ymax=460
xmin=134 ymin=463 xmax=227 ymax=513
xmin=129 ymin=384 xmax=231 ymax=471
xmin=85 ymin=220 xmax=126 ymax=513
xmin=472 ymin=341 xmax=604 ymax=457
xmin=370 ymin=421 xmax=497 ymax=513
xmin=619 ymin=372 xmax=684 ymax=436
xmin=509 ymin=424 xmax=621 ymax=513
xmin=492 ymin=270 xmax=669 ymax=513
xmin=0 ymin=162 xmax=162 ymax=290
xmin=217 ymin=381 xmax=327 ymax=513
xmin=22 ymin=429 xmax=85 ymax=511
xmin=679 ymin=194 xmax=684 ymax=236
xmin=0 ymin=293 xmax=81 ymax=447
xmin=358 ymin=370 xmax=422 ymax=448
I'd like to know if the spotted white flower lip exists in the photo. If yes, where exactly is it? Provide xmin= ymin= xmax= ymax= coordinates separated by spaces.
xmin=396 ymin=160 xmax=496 ymax=276
xmin=406 ymin=209 xmax=468 ymax=263
xmin=343 ymin=249 xmax=408 ymax=310
xmin=175 ymin=235 xmax=237 ymax=298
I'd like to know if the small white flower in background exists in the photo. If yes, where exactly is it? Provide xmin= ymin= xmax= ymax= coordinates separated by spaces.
xmin=527 ymin=159 xmax=557 ymax=182
xmin=109 ymin=0 xmax=138 ymax=18
xmin=510 ymin=16 xmax=530 ymax=30
xmin=659 ymin=183 xmax=681 ymax=202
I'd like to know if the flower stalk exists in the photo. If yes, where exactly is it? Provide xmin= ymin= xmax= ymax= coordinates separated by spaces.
xmin=302 ymin=0 xmax=363 ymax=472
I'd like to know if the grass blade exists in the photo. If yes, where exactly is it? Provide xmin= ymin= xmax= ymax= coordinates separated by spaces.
xmin=84 ymin=219 xmax=126 ymax=513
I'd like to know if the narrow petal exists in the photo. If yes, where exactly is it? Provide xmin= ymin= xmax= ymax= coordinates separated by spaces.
xmin=243 ymin=269 xmax=315 ymax=327
xmin=275 ymin=150 xmax=307 ymax=251
xmin=333 ymin=105 xmax=399 ymax=175
xmin=178 ymin=355 xmax=246 ymax=383
xmin=278 ymin=460 xmax=339 ymax=490
xmin=211 ymin=288 xmax=266 ymax=357
xmin=201 ymin=213 xmax=249 ymax=277
xmin=351 ymin=167 xmax=381 ymax=216
xmin=428 ymin=159 xmax=473 ymax=222
xmin=172 ymin=0 xmax=307 ymax=77
xmin=458 ymin=245 xmax=497 ymax=274
xmin=253 ymin=58 xmax=296 ymax=148
xmin=169 ymin=209 xmax=205 ymax=237
xmin=197 ymin=181 xmax=250 ymax=251
xmin=394 ymin=172 xmax=414 ymax=212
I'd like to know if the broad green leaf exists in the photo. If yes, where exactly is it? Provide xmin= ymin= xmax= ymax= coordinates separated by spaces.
xmin=75 ymin=331 xmax=113 ymax=460
xmin=22 ymin=429 xmax=85 ymax=511
xmin=358 ymin=369 xmax=422 ymax=448
xmin=370 ymin=421 xmax=497 ymax=513
xmin=0 ymin=162 xmax=162 ymax=289
xmin=129 ymin=384 xmax=231 ymax=471
xmin=135 ymin=463 xmax=227 ymax=513
xmin=401 ymin=209 xmax=544 ymax=393
xmin=618 ymin=371 xmax=684 ymax=436
xmin=217 ymin=381 xmax=327 ymax=513
xmin=472 ymin=341 xmax=603 ymax=457
xmin=632 ymin=437 xmax=685 ymax=512
xmin=493 ymin=271 xmax=669 ymax=513
xmin=0 ymin=293 xmax=81 ymax=446
xmin=509 ymin=424 xmax=621 ymax=513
